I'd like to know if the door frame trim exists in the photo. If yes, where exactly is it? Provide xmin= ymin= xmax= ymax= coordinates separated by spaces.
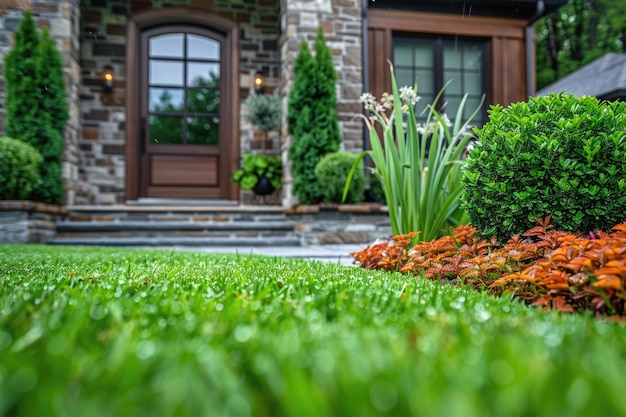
xmin=125 ymin=7 xmax=240 ymax=201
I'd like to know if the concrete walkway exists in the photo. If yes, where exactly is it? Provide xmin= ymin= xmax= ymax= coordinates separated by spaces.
xmin=166 ymin=244 xmax=367 ymax=266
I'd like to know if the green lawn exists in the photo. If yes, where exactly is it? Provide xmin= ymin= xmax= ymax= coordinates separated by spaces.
xmin=1 ymin=244 xmax=625 ymax=417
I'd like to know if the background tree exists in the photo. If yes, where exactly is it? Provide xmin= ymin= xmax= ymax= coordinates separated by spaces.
xmin=4 ymin=12 xmax=68 ymax=204
xmin=288 ymin=27 xmax=342 ymax=205
xmin=536 ymin=0 xmax=626 ymax=90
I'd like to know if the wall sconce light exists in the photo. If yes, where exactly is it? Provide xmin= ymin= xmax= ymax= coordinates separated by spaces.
xmin=103 ymin=65 xmax=114 ymax=93
xmin=254 ymin=74 xmax=264 ymax=94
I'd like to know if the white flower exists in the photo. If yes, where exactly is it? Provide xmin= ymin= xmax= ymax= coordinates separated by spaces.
xmin=359 ymin=92 xmax=376 ymax=111
xmin=381 ymin=92 xmax=394 ymax=109
xmin=398 ymin=86 xmax=419 ymax=107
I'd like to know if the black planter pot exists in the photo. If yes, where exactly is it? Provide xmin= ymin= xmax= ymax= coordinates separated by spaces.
xmin=253 ymin=176 xmax=275 ymax=195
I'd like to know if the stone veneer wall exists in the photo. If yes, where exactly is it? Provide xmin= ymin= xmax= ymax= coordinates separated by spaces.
xmin=279 ymin=0 xmax=364 ymax=206
xmin=0 ymin=0 xmax=82 ymax=205
xmin=78 ymin=0 xmax=281 ymax=205
xmin=1 ymin=0 xmax=363 ymax=207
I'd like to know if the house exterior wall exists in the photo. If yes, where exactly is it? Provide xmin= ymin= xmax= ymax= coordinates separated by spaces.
xmin=79 ymin=0 xmax=283 ymax=204
xmin=279 ymin=0 xmax=364 ymax=206
xmin=0 ymin=1 xmax=538 ymax=207
xmin=0 ymin=0 xmax=364 ymax=206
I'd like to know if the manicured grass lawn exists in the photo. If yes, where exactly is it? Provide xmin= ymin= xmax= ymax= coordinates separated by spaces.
xmin=1 ymin=244 xmax=625 ymax=417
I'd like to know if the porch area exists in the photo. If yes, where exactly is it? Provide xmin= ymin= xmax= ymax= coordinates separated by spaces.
xmin=46 ymin=201 xmax=390 ymax=249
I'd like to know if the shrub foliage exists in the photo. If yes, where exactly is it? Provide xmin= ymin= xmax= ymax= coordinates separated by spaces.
xmin=345 ymin=65 xmax=482 ymax=240
xmin=0 ymin=137 xmax=42 ymax=200
xmin=3 ymin=12 xmax=68 ymax=204
xmin=288 ymin=27 xmax=341 ymax=204
xmin=351 ymin=216 xmax=626 ymax=317
xmin=463 ymin=93 xmax=626 ymax=240
xmin=315 ymin=151 xmax=364 ymax=204
xmin=244 ymin=92 xmax=281 ymax=133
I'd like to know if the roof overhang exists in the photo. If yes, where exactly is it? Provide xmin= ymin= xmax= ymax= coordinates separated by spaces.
xmin=368 ymin=0 xmax=567 ymax=20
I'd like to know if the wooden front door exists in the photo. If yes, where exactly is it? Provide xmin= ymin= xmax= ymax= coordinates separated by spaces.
xmin=126 ymin=9 xmax=240 ymax=202
xmin=138 ymin=26 xmax=228 ymax=199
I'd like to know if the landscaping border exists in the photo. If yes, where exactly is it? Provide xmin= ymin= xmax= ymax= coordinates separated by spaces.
xmin=0 ymin=200 xmax=67 ymax=243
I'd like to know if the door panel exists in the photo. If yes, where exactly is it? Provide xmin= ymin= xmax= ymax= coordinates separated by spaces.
xmin=139 ymin=26 xmax=228 ymax=199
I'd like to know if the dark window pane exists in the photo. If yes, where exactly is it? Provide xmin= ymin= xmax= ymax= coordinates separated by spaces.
xmin=187 ymin=63 xmax=220 ymax=87
xmin=187 ymin=88 xmax=220 ymax=113
xmin=394 ymin=43 xmax=413 ymax=66
xmin=464 ymin=72 xmax=482 ymax=95
xmin=443 ymin=71 xmax=463 ymax=94
xmin=149 ymin=115 xmax=183 ymax=144
xmin=149 ymin=88 xmax=184 ymax=112
xmin=415 ymin=68 xmax=434 ymax=95
xmin=149 ymin=60 xmax=184 ymax=86
xmin=149 ymin=34 xmax=184 ymax=58
xmin=395 ymin=69 xmax=415 ymax=87
xmin=187 ymin=116 xmax=219 ymax=145
xmin=413 ymin=43 xmax=432 ymax=66
xmin=443 ymin=44 xmax=463 ymax=69
xmin=188 ymin=34 xmax=220 ymax=60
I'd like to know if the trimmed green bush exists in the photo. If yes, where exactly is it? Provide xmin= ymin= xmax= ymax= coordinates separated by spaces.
xmin=4 ymin=12 xmax=68 ymax=205
xmin=463 ymin=93 xmax=626 ymax=239
xmin=0 ymin=137 xmax=42 ymax=200
xmin=315 ymin=151 xmax=365 ymax=204
xmin=288 ymin=27 xmax=341 ymax=204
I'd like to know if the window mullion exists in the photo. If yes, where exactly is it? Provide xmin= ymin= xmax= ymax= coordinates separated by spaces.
xmin=434 ymin=38 xmax=444 ymax=112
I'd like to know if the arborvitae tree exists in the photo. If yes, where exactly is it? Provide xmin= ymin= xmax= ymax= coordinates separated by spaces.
xmin=4 ymin=12 xmax=67 ymax=204
xmin=313 ymin=27 xmax=341 ymax=150
xmin=39 ymin=29 xmax=69 ymax=133
xmin=287 ymin=40 xmax=315 ymax=135
xmin=4 ymin=11 xmax=42 ymax=145
xmin=288 ymin=27 xmax=342 ymax=204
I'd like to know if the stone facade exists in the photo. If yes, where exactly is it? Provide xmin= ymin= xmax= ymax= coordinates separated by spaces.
xmin=279 ymin=0 xmax=363 ymax=206
xmin=0 ymin=0 xmax=364 ymax=206
xmin=0 ymin=201 xmax=68 ymax=243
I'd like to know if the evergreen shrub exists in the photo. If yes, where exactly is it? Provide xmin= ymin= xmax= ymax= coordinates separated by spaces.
xmin=244 ymin=93 xmax=281 ymax=133
xmin=463 ymin=93 xmax=626 ymax=239
xmin=0 ymin=137 xmax=42 ymax=200
xmin=288 ymin=27 xmax=341 ymax=204
xmin=315 ymin=151 xmax=365 ymax=204
xmin=4 ymin=12 xmax=68 ymax=205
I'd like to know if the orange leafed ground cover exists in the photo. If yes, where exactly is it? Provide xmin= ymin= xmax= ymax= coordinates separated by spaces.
xmin=351 ymin=217 xmax=626 ymax=316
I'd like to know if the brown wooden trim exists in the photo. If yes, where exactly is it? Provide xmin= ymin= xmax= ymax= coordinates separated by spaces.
xmin=125 ymin=7 xmax=239 ymax=201
xmin=368 ymin=9 xmax=526 ymax=39
xmin=125 ymin=20 xmax=139 ymax=200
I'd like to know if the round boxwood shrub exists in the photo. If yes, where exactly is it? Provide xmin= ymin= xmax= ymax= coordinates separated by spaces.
xmin=0 ymin=136 xmax=43 ymax=200
xmin=315 ymin=151 xmax=365 ymax=204
xmin=463 ymin=93 xmax=626 ymax=239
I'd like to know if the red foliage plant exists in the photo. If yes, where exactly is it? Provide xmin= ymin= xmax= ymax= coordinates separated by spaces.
xmin=351 ymin=217 xmax=626 ymax=316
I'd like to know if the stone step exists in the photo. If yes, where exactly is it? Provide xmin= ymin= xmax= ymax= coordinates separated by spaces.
xmin=47 ymin=236 xmax=301 ymax=247
xmin=55 ymin=206 xmax=300 ymax=247
xmin=56 ymin=220 xmax=294 ymax=233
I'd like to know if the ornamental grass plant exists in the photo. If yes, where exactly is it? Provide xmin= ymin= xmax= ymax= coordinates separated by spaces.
xmin=1 ymin=244 xmax=626 ymax=416
xmin=345 ymin=63 xmax=483 ymax=242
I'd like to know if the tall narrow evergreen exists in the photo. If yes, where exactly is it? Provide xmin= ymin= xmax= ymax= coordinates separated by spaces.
xmin=4 ymin=11 xmax=43 ymax=146
xmin=3 ymin=12 xmax=67 ymax=204
xmin=287 ymin=41 xmax=315 ymax=135
xmin=288 ymin=27 xmax=342 ymax=204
